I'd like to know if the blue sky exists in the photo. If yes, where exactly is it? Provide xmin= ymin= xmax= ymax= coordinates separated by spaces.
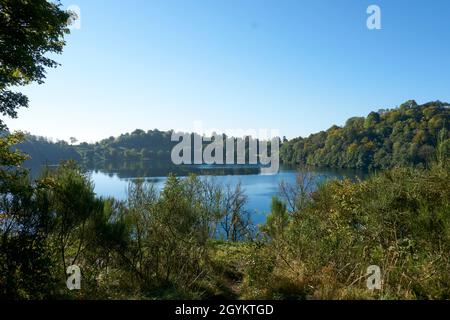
xmin=9 ymin=0 xmax=450 ymax=142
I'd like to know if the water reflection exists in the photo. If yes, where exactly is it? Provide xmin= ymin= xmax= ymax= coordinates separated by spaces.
xmin=86 ymin=162 xmax=367 ymax=225
xmin=87 ymin=161 xmax=262 ymax=178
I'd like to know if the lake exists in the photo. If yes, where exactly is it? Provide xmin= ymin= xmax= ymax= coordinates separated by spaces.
xmin=89 ymin=164 xmax=366 ymax=225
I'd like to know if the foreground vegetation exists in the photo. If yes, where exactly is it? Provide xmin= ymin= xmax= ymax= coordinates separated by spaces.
xmin=1 ymin=137 xmax=449 ymax=299
xmin=1 ymin=0 xmax=449 ymax=300
xmin=248 ymin=164 xmax=450 ymax=299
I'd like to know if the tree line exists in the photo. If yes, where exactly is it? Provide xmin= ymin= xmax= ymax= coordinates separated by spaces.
xmin=280 ymin=100 xmax=450 ymax=170
xmin=16 ymin=101 xmax=450 ymax=172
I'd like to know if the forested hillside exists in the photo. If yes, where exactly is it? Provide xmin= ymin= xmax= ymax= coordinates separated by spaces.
xmin=16 ymin=101 xmax=450 ymax=171
xmin=77 ymin=129 xmax=175 ymax=164
xmin=26 ymin=130 xmax=274 ymax=167
xmin=280 ymin=100 xmax=450 ymax=170
xmin=17 ymin=135 xmax=81 ymax=168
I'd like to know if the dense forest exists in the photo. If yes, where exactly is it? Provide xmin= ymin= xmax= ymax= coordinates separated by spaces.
xmin=21 ymin=130 xmax=277 ymax=172
xmin=280 ymin=100 xmax=450 ymax=169
xmin=77 ymin=129 xmax=174 ymax=164
xmin=16 ymin=101 xmax=449 ymax=172
xmin=17 ymin=134 xmax=81 ymax=168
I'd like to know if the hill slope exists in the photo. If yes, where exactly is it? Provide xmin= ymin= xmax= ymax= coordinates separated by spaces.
xmin=17 ymin=135 xmax=81 ymax=168
xmin=280 ymin=100 xmax=450 ymax=169
xmin=15 ymin=100 xmax=450 ymax=171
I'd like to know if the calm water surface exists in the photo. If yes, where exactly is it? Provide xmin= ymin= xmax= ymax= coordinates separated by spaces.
xmin=90 ymin=165 xmax=365 ymax=225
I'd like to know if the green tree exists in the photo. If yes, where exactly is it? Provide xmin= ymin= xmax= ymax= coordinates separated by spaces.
xmin=0 ymin=133 xmax=58 ymax=298
xmin=0 ymin=0 xmax=71 ymax=130
xmin=262 ymin=197 xmax=289 ymax=239
xmin=0 ymin=1 xmax=71 ymax=298
xmin=280 ymin=100 xmax=450 ymax=170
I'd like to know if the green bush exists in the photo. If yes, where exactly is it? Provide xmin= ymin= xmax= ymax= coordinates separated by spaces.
xmin=253 ymin=165 xmax=450 ymax=299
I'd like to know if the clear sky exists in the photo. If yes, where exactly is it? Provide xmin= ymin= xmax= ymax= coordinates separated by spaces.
xmin=8 ymin=0 xmax=450 ymax=143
